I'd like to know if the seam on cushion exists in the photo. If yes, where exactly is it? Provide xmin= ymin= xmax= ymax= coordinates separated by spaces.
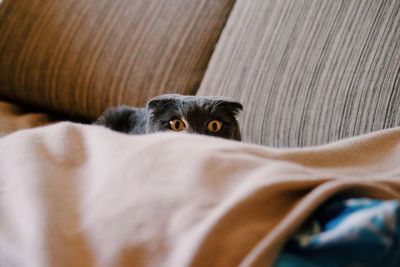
xmin=194 ymin=0 xmax=238 ymax=97
xmin=195 ymin=0 xmax=240 ymax=97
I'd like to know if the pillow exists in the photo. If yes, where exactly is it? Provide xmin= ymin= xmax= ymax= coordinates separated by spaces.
xmin=0 ymin=0 xmax=234 ymax=119
xmin=198 ymin=0 xmax=400 ymax=147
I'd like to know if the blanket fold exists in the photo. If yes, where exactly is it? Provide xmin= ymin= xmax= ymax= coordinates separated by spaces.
xmin=0 ymin=123 xmax=399 ymax=267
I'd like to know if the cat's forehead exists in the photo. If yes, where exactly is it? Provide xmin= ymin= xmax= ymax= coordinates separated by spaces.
xmin=156 ymin=94 xmax=223 ymax=104
xmin=147 ymin=94 xmax=242 ymax=118
xmin=149 ymin=95 xmax=222 ymax=110
xmin=179 ymin=97 xmax=220 ymax=108
xmin=175 ymin=98 xmax=237 ymax=117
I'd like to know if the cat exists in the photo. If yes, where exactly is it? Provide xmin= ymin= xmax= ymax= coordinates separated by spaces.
xmin=94 ymin=94 xmax=243 ymax=140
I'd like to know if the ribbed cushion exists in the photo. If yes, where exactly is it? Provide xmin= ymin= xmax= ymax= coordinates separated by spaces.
xmin=198 ymin=0 xmax=400 ymax=147
xmin=0 ymin=0 xmax=234 ymax=119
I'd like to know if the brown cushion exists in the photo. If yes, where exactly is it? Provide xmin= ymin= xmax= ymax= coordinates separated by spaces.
xmin=0 ymin=100 xmax=55 ymax=137
xmin=0 ymin=0 xmax=234 ymax=119
xmin=198 ymin=0 xmax=400 ymax=147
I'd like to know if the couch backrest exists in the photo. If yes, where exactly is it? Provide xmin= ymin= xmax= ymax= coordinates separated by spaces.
xmin=0 ymin=0 xmax=234 ymax=119
xmin=198 ymin=0 xmax=400 ymax=147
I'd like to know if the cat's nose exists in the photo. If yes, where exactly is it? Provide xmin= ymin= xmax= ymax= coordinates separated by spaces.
xmin=185 ymin=128 xmax=199 ymax=134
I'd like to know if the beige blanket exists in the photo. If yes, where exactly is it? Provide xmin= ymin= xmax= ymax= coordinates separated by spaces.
xmin=1 ymin=122 xmax=399 ymax=267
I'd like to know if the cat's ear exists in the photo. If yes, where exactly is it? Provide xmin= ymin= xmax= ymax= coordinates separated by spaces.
xmin=224 ymin=101 xmax=243 ymax=115
xmin=146 ymin=94 xmax=178 ymax=110
xmin=212 ymin=99 xmax=243 ymax=116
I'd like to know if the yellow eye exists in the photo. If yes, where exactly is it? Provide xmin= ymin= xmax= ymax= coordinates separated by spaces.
xmin=207 ymin=120 xmax=222 ymax=132
xmin=169 ymin=119 xmax=186 ymax=131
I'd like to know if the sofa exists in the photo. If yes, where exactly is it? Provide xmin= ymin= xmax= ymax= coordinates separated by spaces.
xmin=0 ymin=0 xmax=400 ymax=266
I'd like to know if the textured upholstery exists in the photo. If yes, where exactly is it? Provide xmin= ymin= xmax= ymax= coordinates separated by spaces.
xmin=198 ymin=0 xmax=400 ymax=147
xmin=0 ymin=0 xmax=234 ymax=119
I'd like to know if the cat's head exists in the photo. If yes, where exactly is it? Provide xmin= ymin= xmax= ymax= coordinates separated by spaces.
xmin=146 ymin=94 xmax=243 ymax=140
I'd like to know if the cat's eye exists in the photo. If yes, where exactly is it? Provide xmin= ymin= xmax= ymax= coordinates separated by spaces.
xmin=169 ymin=119 xmax=186 ymax=131
xmin=207 ymin=120 xmax=222 ymax=133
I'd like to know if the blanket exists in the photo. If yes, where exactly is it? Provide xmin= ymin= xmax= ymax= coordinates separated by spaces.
xmin=0 ymin=122 xmax=399 ymax=267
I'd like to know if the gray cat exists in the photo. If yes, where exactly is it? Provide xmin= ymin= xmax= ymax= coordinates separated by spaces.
xmin=95 ymin=94 xmax=243 ymax=140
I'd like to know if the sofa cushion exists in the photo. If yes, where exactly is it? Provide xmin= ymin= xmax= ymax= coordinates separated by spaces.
xmin=0 ymin=0 xmax=234 ymax=119
xmin=197 ymin=0 xmax=400 ymax=147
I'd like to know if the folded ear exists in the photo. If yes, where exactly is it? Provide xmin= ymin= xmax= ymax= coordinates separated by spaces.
xmin=224 ymin=101 xmax=243 ymax=115
xmin=212 ymin=98 xmax=243 ymax=116
xmin=146 ymin=94 xmax=179 ymax=109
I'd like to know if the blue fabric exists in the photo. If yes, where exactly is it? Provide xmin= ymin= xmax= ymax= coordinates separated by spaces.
xmin=275 ymin=198 xmax=400 ymax=267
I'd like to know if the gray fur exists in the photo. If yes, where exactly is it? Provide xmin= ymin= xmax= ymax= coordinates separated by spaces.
xmin=94 ymin=94 xmax=243 ymax=140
